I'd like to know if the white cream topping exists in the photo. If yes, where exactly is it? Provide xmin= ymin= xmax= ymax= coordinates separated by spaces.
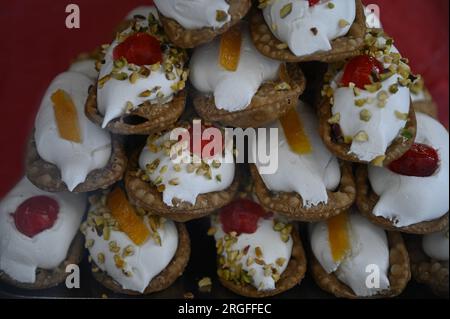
xmin=190 ymin=23 xmax=281 ymax=112
xmin=252 ymin=101 xmax=341 ymax=208
xmin=263 ymin=0 xmax=356 ymax=57
xmin=35 ymin=71 xmax=112 ymax=192
xmin=154 ymin=0 xmax=230 ymax=30
xmin=97 ymin=17 xmax=183 ymax=128
xmin=331 ymin=41 xmax=410 ymax=162
xmin=69 ymin=59 xmax=99 ymax=81
xmin=310 ymin=213 xmax=390 ymax=297
xmin=212 ymin=214 xmax=293 ymax=291
xmin=0 ymin=177 xmax=85 ymax=284
xmin=125 ymin=6 xmax=159 ymax=20
xmin=139 ymin=130 xmax=235 ymax=207
xmin=368 ymin=113 xmax=449 ymax=227
xmin=85 ymin=211 xmax=178 ymax=293
xmin=423 ymin=230 xmax=449 ymax=262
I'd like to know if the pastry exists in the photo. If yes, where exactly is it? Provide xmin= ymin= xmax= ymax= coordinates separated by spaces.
xmin=115 ymin=6 xmax=157 ymax=34
xmin=81 ymin=188 xmax=190 ymax=295
xmin=407 ymin=230 xmax=449 ymax=297
xmin=250 ymin=0 xmax=366 ymax=62
xmin=125 ymin=122 xmax=239 ymax=222
xmin=318 ymin=29 xmax=417 ymax=166
xmin=356 ymin=112 xmax=449 ymax=234
xmin=250 ymin=101 xmax=355 ymax=221
xmin=154 ymin=0 xmax=252 ymax=48
xmin=310 ymin=212 xmax=410 ymax=299
xmin=26 ymin=70 xmax=126 ymax=193
xmin=85 ymin=11 xmax=188 ymax=135
xmin=209 ymin=198 xmax=307 ymax=298
xmin=0 ymin=177 xmax=85 ymax=290
xmin=191 ymin=23 xmax=305 ymax=128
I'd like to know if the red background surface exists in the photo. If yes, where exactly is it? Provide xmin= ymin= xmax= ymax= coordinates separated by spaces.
xmin=0 ymin=0 xmax=448 ymax=197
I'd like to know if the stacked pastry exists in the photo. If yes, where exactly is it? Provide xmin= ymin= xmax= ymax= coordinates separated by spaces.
xmin=0 ymin=1 xmax=447 ymax=299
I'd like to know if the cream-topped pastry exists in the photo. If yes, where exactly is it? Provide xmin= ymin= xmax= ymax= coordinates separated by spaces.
xmin=35 ymin=71 xmax=112 ymax=192
xmin=211 ymin=200 xmax=293 ymax=291
xmin=310 ymin=213 xmax=390 ymax=297
xmin=368 ymin=113 xmax=449 ymax=227
xmin=262 ymin=0 xmax=356 ymax=57
xmin=251 ymin=101 xmax=341 ymax=208
xmin=328 ymin=33 xmax=411 ymax=162
xmin=81 ymin=191 xmax=178 ymax=293
xmin=97 ymin=13 xmax=188 ymax=127
xmin=0 ymin=177 xmax=85 ymax=284
xmin=69 ymin=59 xmax=98 ymax=81
xmin=190 ymin=23 xmax=281 ymax=112
xmin=125 ymin=6 xmax=158 ymax=20
xmin=139 ymin=128 xmax=235 ymax=207
xmin=423 ymin=230 xmax=449 ymax=263
xmin=154 ymin=0 xmax=231 ymax=30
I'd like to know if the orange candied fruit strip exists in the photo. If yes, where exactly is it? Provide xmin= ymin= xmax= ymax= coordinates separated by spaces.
xmin=219 ymin=25 xmax=242 ymax=72
xmin=327 ymin=212 xmax=351 ymax=263
xmin=280 ymin=107 xmax=313 ymax=155
xmin=107 ymin=187 xmax=150 ymax=246
xmin=51 ymin=89 xmax=82 ymax=143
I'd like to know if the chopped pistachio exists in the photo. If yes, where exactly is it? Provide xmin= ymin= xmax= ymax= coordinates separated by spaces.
xmin=355 ymin=98 xmax=368 ymax=107
xmin=280 ymin=3 xmax=293 ymax=19
xmin=255 ymin=247 xmax=263 ymax=259
xmin=389 ymin=84 xmax=399 ymax=94
xmin=395 ymin=111 xmax=409 ymax=120
xmin=98 ymin=74 xmax=111 ymax=88
xmin=139 ymin=90 xmax=152 ymax=98
xmin=339 ymin=19 xmax=350 ymax=28
xmin=129 ymin=72 xmax=139 ymax=84
xmin=371 ymin=155 xmax=386 ymax=167
xmin=328 ymin=113 xmax=341 ymax=124
xmin=276 ymin=258 xmax=286 ymax=267
xmin=354 ymin=131 xmax=369 ymax=142
xmin=97 ymin=253 xmax=105 ymax=264
xmin=377 ymin=100 xmax=387 ymax=108
xmin=401 ymin=129 xmax=414 ymax=140
xmin=360 ymin=109 xmax=372 ymax=122
xmin=198 ymin=277 xmax=212 ymax=289
xmin=377 ymin=90 xmax=389 ymax=101
xmin=216 ymin=10 xmax=228 ymax=22
xmin=364 ymin=82 xmax=382 ymax=93
xmin=112 ymin=72 xmax=128 ymax=81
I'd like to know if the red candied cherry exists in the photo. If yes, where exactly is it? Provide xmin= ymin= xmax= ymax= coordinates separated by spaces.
xmin=179 ymin=124 xmax=225 ymax=159
xmin=113 ymin=32 xmax=163 ymax=66
xmin=309 ymin=0 xmax=320 ymax=6
xmin=219 ymin=199 xmax=273 ymax=235
xmin=388 ymin=143 xmax=440 ymax=177
xmin=11 ymin=196 xmax=59 ymax=238
xmin=341 ymin=55 xmax=384 ymax=89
